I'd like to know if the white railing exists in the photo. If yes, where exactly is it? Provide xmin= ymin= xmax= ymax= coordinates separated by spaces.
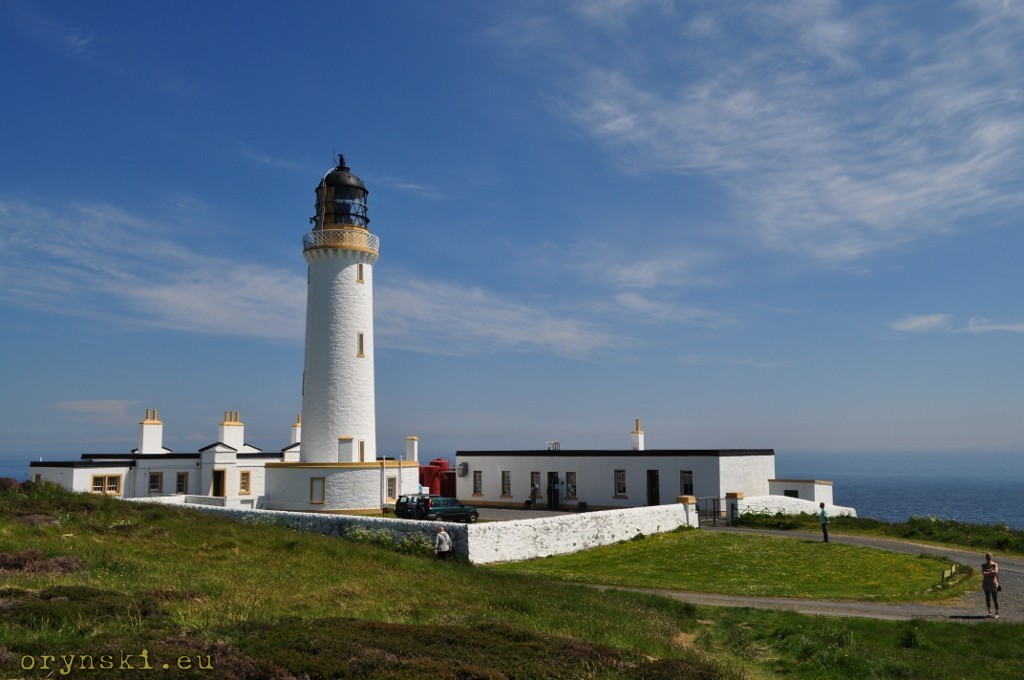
xmin=303 ymin=229 xmax=380 ymax=253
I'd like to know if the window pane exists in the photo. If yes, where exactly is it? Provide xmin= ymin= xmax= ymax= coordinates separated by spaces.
xmin=680 ymin=470 xmax=693 ymax=496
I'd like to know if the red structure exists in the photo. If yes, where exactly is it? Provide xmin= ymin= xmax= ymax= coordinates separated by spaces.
xmin=420 ymin=458 xmax=456 ymax=497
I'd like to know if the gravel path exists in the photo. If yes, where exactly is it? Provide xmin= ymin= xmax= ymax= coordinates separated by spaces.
xmin=603 ymin=526 xmax=1021 ymax=623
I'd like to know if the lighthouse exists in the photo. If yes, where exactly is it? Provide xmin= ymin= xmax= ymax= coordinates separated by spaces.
xmin=300 ymin=155 xmax=379 ymax=463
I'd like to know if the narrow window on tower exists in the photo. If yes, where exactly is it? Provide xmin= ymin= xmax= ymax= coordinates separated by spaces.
xmin=359 ymin=439 xmax=366 ymax=462
xmin=357 ymin=332 xmax=365 ymax=358
xmin=310 ymin=477 xmax=326 ymax=504
xmin=356 ymin=263 xmax=364 ymax=283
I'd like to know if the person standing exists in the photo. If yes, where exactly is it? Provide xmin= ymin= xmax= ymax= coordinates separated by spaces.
xmin=435 ymin=525 xmax=452 ymax=561
xmin=982 ymin=552 xmax=1000 ymax=619
xmin=819 ymin=502 xmax=830 ymax=543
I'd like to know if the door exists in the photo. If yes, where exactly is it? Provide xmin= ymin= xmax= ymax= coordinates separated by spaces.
xmin=646 ymin=470 xmax=660 ymax=506
xmin=546 ymin=472 xmax=560 ymax=510
xmin=211 ymin=469 xmax=225 ymax=497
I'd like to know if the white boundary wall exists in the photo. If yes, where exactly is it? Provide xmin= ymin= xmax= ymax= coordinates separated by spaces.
xmin=730 ymin=495 xmax=857 ymax=519
xmin=465 ymin=503 xmax=697 ymax=564
xmin=136 ymin=498 xmax=698 ymax=564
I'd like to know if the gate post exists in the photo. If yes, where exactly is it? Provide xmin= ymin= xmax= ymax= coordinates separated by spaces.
xmin=725 ymin=492 xmax=744 ymax=525
xmin=676 ymin=495 xmax=698 ymax=528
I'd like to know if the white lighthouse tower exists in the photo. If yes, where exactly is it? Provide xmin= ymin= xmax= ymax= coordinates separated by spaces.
xmin=300 ymin=155 xmax=379 ymax=463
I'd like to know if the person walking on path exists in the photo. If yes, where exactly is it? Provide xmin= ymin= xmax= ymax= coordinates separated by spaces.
xmin=819 ymin=502 xmax=830 ymax=543
xmin=982 ymin=552 xmax=1000 ymax=619
xmin=435 ymin=525 xmax=453 ymax=561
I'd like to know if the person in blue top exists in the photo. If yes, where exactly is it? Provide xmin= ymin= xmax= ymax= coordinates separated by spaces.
xmin=819 ymin=502 xmax=830 ymax=543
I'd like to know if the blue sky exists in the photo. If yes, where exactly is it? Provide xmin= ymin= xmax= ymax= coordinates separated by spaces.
xmin=2 ymin=0 xmax=1023 ymax=476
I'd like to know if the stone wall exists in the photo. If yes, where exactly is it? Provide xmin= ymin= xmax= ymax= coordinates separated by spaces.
xmin=147 ymin=498 xmax=698 ymax=564
xmin=465 ymin=503 xmax=698 ymax=564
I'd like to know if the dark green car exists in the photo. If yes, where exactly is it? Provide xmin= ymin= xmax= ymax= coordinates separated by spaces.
xmin=423 ymin=496 xmax=479 ymax=523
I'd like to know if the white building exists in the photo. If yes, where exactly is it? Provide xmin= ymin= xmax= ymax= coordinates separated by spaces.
xmin=31 ymin=156 xmax=418 ymax=512
xmin=456 ymin=420 xmax=854 ymax=517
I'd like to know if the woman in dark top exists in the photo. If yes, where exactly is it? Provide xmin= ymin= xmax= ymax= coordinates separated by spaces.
xmin=982 ymin=552 xmax=1000 ymax=619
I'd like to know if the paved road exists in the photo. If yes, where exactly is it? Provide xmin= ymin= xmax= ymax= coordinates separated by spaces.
xmin=620 ymin=526 xmax=1021 ymax=623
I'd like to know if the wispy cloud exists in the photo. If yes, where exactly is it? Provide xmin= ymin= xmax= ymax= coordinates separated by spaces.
xmin=53 ymin=400 xmax=137 ymax=422
xmin=0 ymin=2 xmax=97 ymax=59
xmin=379 ymin=177 xmax=447 ymax=199
xmin=889 ymin=314 xmax=952 ymax=333
xmin=376 ymin=278 xmax=618 ymax=358
xmin=962 ymin=317 xmax=1024 ymax=334
xmin=525 ymin=1 xmax=1024 ymax=262
xmin=889 ymin=314 xmax=1024 ymax=334
xmin=241 ymin=146 xmax=305 ymax=172
xmin=0 ymin=197 xmax=307 ymax=341
xmin=0 ymin=197 xmax=619 ymax=356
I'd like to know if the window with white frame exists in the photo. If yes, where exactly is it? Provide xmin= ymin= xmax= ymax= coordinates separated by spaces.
xmin=91 ymin=475 xmax=122 ymax=496
xmin=501 ymin=471 xmax=512 ymax=496
xmin=614 ymin=469 xmax=626 ymax=496
xmin=148 ymin=472 xmax=163 ymax=494
xmin=680 ymin=470 xmax=694 ymax=496
xmin=530 ymin=471 xmax=541 ymax=497
xmin=565 ymin=471 xmax=577 ymax=499
xmin=472 ymin=470 xmax=482 ymax=495
xmin=239 ymin=470 xmax=251 ymax=495
xmin=175 ymin=472 xmax=189 ymax=494
xmin=386 ymin=476 xmax=397 ymax=500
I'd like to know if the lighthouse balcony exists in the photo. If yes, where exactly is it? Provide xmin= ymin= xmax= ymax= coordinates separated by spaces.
xmin=303 ymin=228 xmax=380 ymax=255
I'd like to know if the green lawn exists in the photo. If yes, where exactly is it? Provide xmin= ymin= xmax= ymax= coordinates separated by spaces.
xmin=488 ymin=529 xmax=974 ymax=601
xmin=1 ymin=483 xmax=1021 ymax=679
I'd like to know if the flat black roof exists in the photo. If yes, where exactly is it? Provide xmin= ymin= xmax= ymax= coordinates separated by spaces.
xmin=456 ymin=449 xmax=775 ymax=458
xmin=30 ymin=460 xmax=137 ymax=468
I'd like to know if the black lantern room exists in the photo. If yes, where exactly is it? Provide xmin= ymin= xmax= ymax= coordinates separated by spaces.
xmin=313 ymin=154 xmax=369 ymax=229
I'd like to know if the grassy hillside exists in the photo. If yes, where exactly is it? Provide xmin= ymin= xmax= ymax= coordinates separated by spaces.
xmin=2 ymin=481 xmax=1021 ymax=679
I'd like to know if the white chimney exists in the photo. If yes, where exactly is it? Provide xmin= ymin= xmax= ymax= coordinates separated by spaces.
xmin=406 ymin=436 xmax=419 ymax=462
xmin=631 ymin=418 xmax=645 ymax=451
xmin=219 ymin=411 xmax=245 ymax=450
xmin=138 ymin=409 xmax=164 ymax=454
xmin=291 ymin=414 xmax=302 ymax=445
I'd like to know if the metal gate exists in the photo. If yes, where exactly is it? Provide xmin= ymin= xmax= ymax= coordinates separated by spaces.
xmin=697 ymin=497 xmax=723 ymax=526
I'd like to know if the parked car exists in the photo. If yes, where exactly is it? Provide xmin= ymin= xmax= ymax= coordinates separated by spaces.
xmin=423 ymin=496 xmax=479 ymax=523
xmin=394 ymin=494 xmax=438 ymax=519
xmin=395 ymin=494 xmax=479 ymax=522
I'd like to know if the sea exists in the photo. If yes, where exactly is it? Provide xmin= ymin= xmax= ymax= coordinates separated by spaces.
xmin=778 ymin=451 xmax=1024 ymax=530
xmin=3 ymin=451 xmax=1022 ymax=530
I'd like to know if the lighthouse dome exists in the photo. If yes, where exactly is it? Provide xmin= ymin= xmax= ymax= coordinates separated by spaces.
xmin=322 ymin=155 xmax=367 ymax=192
xmin=314 ymin=154 xmax=369 ymax=229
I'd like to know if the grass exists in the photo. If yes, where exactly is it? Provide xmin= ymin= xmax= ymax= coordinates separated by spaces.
xmin=1 ymin=481 xmax=1022 ymax=679
xmin=735 ymin=511 xmax=1024 ymax=557
xmin=487 ymin=528 xmax=974 ymax=601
